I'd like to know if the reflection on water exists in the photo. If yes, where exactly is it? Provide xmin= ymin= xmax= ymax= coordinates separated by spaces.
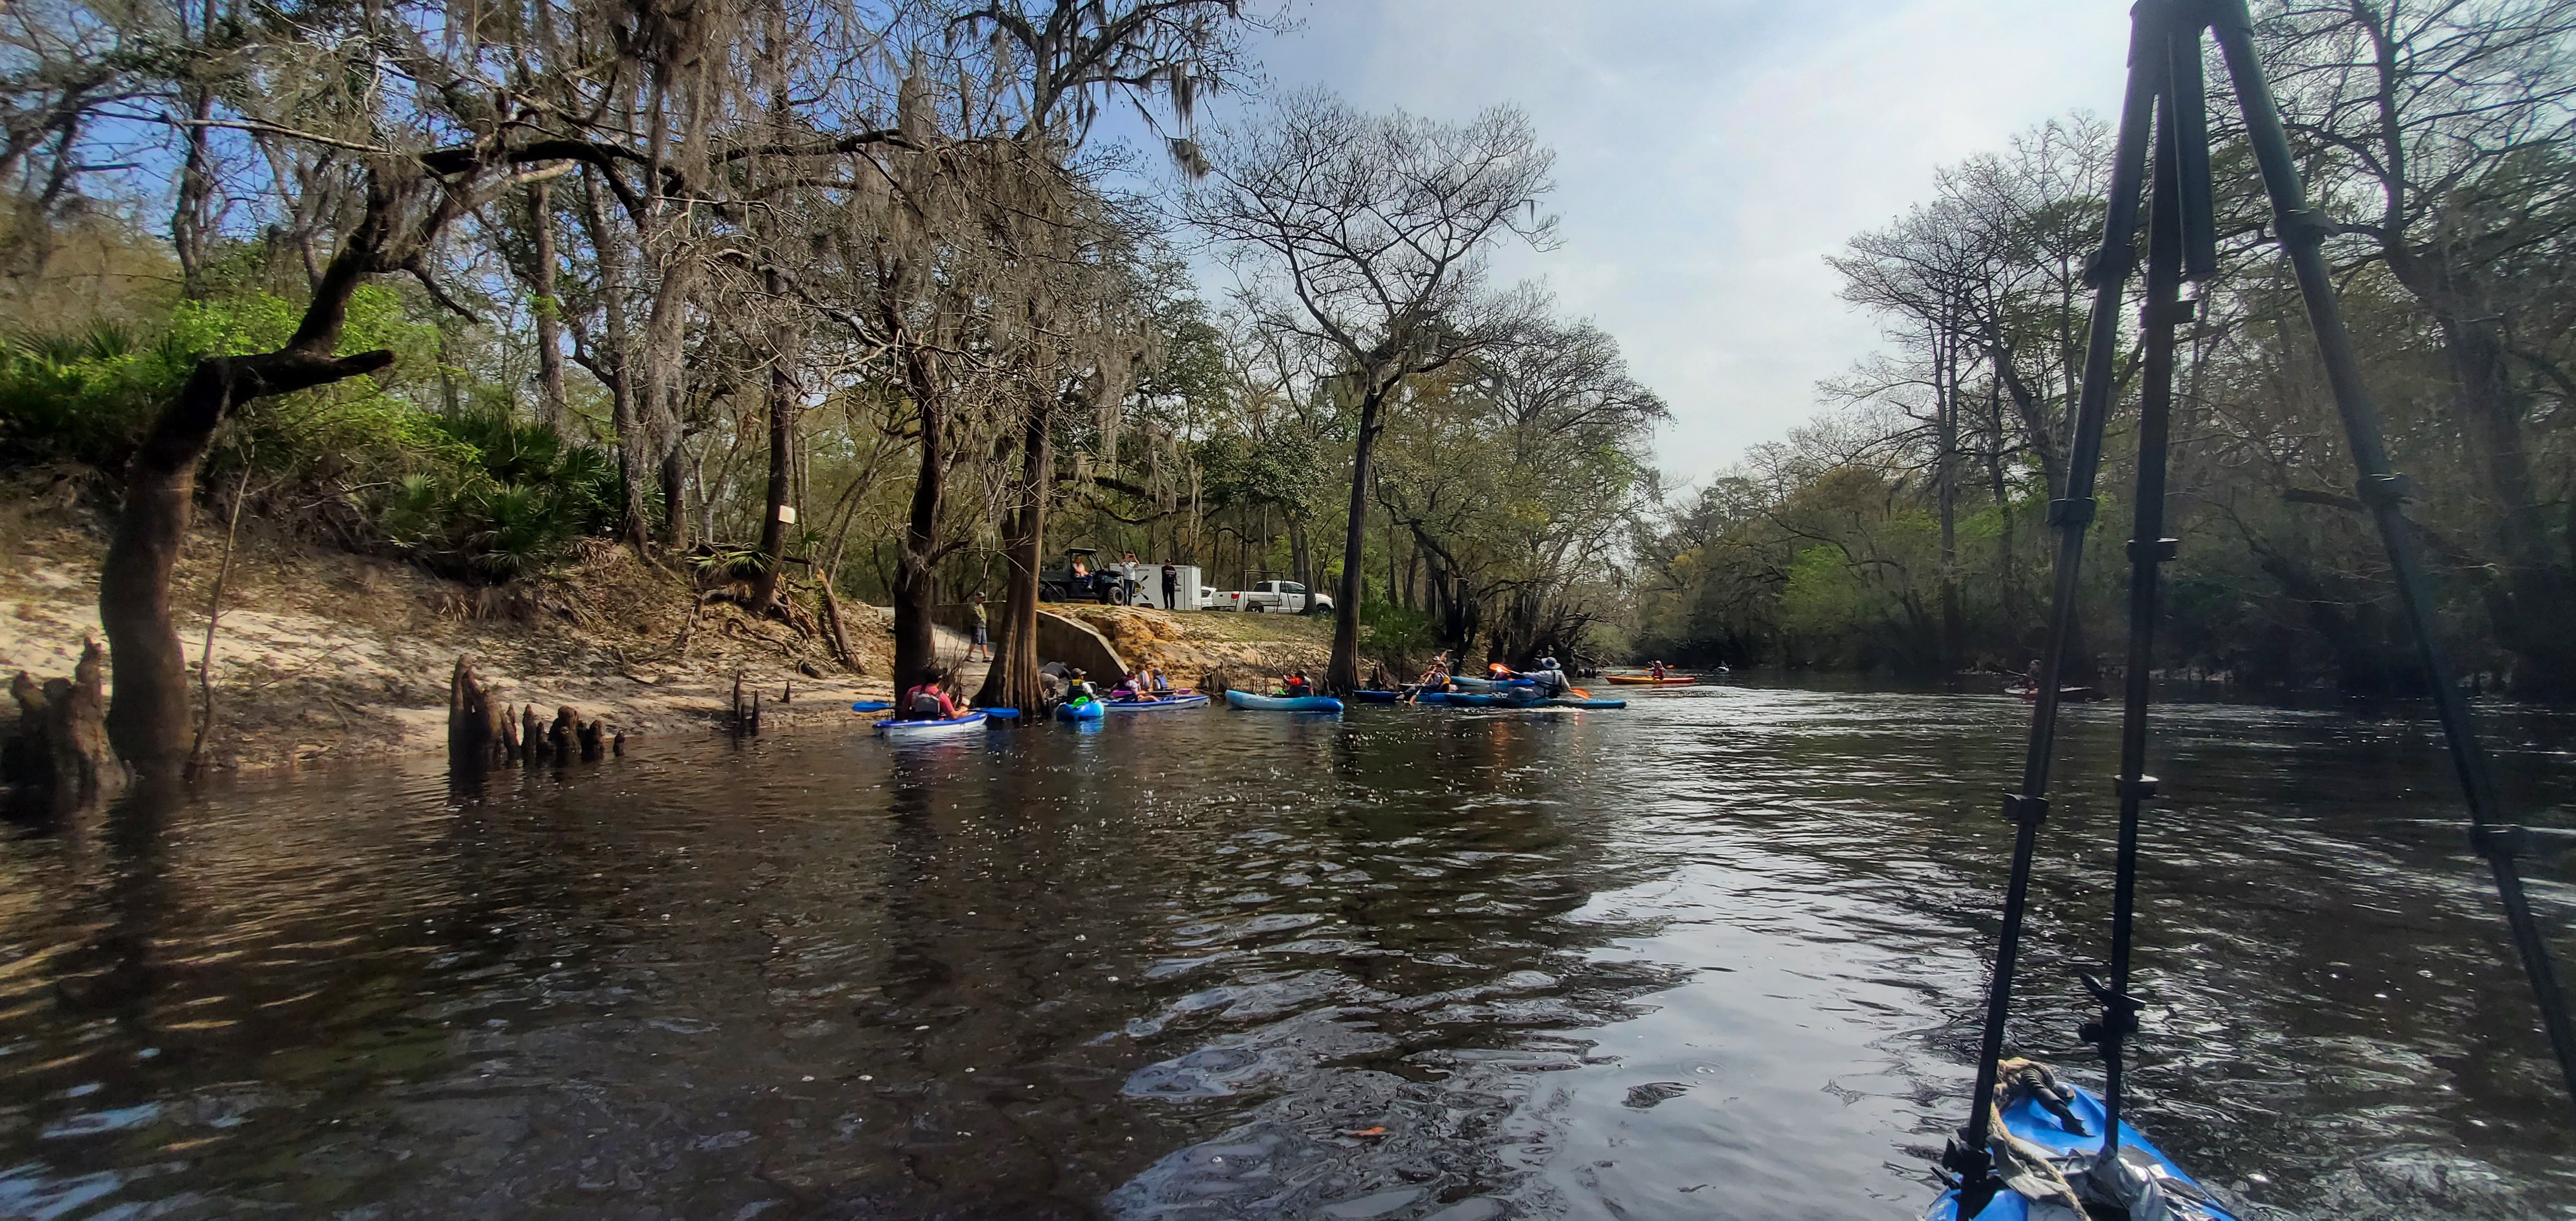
xmin=1 ymin=682 xmax=2572 ymax=1219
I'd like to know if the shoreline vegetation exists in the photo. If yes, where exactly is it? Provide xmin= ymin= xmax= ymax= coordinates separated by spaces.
xmin=2 ymin=1 xmax=2570 ymax=798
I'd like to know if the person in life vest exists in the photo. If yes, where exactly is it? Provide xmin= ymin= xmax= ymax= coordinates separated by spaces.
xmin=1648 ymin=659 xmax=1668 ymax=680
xmin=1527 ymin=657 xmax=1571 ymax=698
xmin=1280 ymin=670 xmax=1314 ymax=698
xmin=904 ymin=668 xmax=961 ymax=720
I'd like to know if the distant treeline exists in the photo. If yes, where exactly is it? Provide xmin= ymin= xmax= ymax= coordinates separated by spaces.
xmin=1630 ymin=2 xmax=2576 ymax=697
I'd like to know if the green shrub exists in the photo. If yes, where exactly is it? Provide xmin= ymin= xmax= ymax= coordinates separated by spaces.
xmin=372 ymin=408 xmax=625 ymax=581
xmin=1360 ymin=597 xmax=1437 ymax=663
xmin=0 ymin=323 xmax=195 ymax=470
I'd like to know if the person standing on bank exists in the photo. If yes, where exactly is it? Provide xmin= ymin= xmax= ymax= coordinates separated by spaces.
xmin=967 ymin=594 xmax=991 ymax=662
xmin=1161 ymin=562 xmax=1179 ymax=609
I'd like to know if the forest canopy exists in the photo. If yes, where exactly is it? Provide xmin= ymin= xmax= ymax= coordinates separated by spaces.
xmin=1631 ymin=1 xmax=2576 ymax=697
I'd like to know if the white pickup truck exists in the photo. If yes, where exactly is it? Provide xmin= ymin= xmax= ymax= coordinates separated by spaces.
xmin=1209 ymin=580 xmax=1332 ymax=613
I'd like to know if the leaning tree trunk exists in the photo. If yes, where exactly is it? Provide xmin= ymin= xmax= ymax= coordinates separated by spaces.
xmin=977 ymin=404 xmax=1051 ymax=713
xmin=1324 ymin=391 xmax=1385 ymax=695
xmin=100 ymin=236 xmax=397 ymax=778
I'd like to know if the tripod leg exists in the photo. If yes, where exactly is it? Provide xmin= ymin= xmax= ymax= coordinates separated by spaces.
xmin=2209 ymin=0 xmax=2576 ymax=1114
xmin=2096 ymin=34 xmax=2196 ymax=1161
xmin=1949 ymin=0 xmax=2169 ymax=1202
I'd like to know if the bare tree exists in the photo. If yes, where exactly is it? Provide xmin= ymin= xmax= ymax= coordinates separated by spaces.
xmin=2261 ymin=0 xmax=2576 ymax=693
xmin=1189 ymin=89 xmax=1556 ymax=693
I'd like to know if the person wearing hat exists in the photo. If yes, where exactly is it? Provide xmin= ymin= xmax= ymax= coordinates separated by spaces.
xmin=1528 ymin=656 xmax=1571 ymax=698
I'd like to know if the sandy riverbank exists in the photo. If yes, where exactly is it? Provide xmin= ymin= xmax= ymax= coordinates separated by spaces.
xmin=0 ymin=500 xmax=1358 ymax=773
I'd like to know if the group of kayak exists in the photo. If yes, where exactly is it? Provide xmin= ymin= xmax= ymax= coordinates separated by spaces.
xmin=1341 ymin=652 xmax=1707 ymax=710
xmin=868 ymin=655 xmax=1708 ymax=733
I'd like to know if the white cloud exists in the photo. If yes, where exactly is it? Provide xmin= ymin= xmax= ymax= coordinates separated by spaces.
xmin=1198 ymin=0 xmax=2130 ymax=482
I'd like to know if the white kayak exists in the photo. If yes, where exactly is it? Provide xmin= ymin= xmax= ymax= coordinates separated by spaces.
xmin=873 ymin=711 xmax=988 ymax=738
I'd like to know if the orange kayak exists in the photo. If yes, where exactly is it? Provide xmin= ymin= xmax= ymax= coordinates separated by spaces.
xmin=1601 ymin=673 xmax=1696 ymax=685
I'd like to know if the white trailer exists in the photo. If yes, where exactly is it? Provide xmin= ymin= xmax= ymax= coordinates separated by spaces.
xmin=1108 ymin=562 xmax=1205 ymax=610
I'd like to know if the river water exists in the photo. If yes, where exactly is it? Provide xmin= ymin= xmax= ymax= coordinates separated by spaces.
xmin=2 ymin=680 xmax=2572 ymax=1220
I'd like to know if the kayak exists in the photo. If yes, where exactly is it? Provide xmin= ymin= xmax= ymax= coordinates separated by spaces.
xmin=1448 ymin=675 xmax=1536 ymax=692
xmin=1224 ymin=690 xmax=1344 ymax=713
xmin=1600 ymin=673 xmax=1696 ymax=686
xmin=1102 ymin=693 xmax=1211 ymax=712
xmin=1923 ymin=1081 xmax=2242 ymax=1221
xmin=874 ymin=711 xmax=988 ymax=738
xmin=2010 ymin=685 xmax=2101 ymax=702
xmin=850 ymin=700 xmax=892 ymax=712
xmin=1349 ymin=689 xmax=1404 ymax=703
xmin=1433 ymin=692 xmax=1627 ymax=710
xmin=1057 ymin=698 xmax=1105 ymax=721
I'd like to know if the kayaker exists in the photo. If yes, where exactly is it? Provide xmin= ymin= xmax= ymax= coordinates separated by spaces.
xmin=1281 ymin=670 xmax=1313 ymax=698
xmin=1648 ymin=659 xmax=1668 ymax=680
xmin=905 ymin=668 xmax=960 ymax=720
xmin=1066 ymin=668 xmax=1100 ymax=703
xmin=1405 ymin=652 xmax=1451 ymax=703
xmin=1527 ymin=657 xmax=1571 ymax=698
xmin=967 ymin=594 xmax=991 ymax=662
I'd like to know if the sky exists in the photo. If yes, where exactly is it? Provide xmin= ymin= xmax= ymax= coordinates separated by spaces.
xmin=1179 ymin=1 xmax=2135 ymax=484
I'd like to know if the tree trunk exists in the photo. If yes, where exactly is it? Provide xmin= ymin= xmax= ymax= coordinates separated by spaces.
xmin=977 ymin=405 xmax=1050 ymax=712
xmin=660 ymin=443 xmax=689 ymax=551
xmin=891 ymin=354 xmax=947 ymax=695
xmin=100 ymin=226 xmax=397 ymax=778
xmin=7 ymin=640 xmax=116 ymax=810
xmin=447 ymin=657 xmax=506 ymax=770
xmin=1324 ymin=389 xmax=1385 ymax=694
xmin=531 ymin=179 xmax=569 ymax=432
xmin=583 ymin=170 xmax=651 ymax=546
xmin=747 ymin=268 xmax=799 ymax=613
xmin=1936 ymin=342 xmax=1963 ymax=671
xmin=1287 ymin=514 xmax=1315 ymax=614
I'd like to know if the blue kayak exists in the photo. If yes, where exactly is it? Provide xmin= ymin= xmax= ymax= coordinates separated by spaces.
xmin=1056 ymin=698 xmax=1105 ymax=721
xmin=1103 ymin=693 xmax=1211 ymax=711
xmin=873 ymin=711 xmax=988 ymax=738
xmin=1545 ymin=697 xmax=1627 ymax=709
xmin=1349 ymin=689 xmax=1404 ymax=703
xmin=1924 ymin=1082 xmax=2242 ymax=1221
xmin=1224 ymin=690 xmax=1343 ymax=713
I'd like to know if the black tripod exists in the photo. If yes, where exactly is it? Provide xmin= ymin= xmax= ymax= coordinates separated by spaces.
xmin=1944 ymin=0 xmax=2576 ymax=1214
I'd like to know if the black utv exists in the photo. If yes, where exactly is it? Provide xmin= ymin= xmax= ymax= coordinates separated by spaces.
xmin=1038 ymin=548 xmax=1137 ymax=604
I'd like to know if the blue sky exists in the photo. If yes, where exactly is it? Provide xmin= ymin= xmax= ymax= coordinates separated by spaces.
xmin=1172 ymin=1 xmax=2134 ymax=483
